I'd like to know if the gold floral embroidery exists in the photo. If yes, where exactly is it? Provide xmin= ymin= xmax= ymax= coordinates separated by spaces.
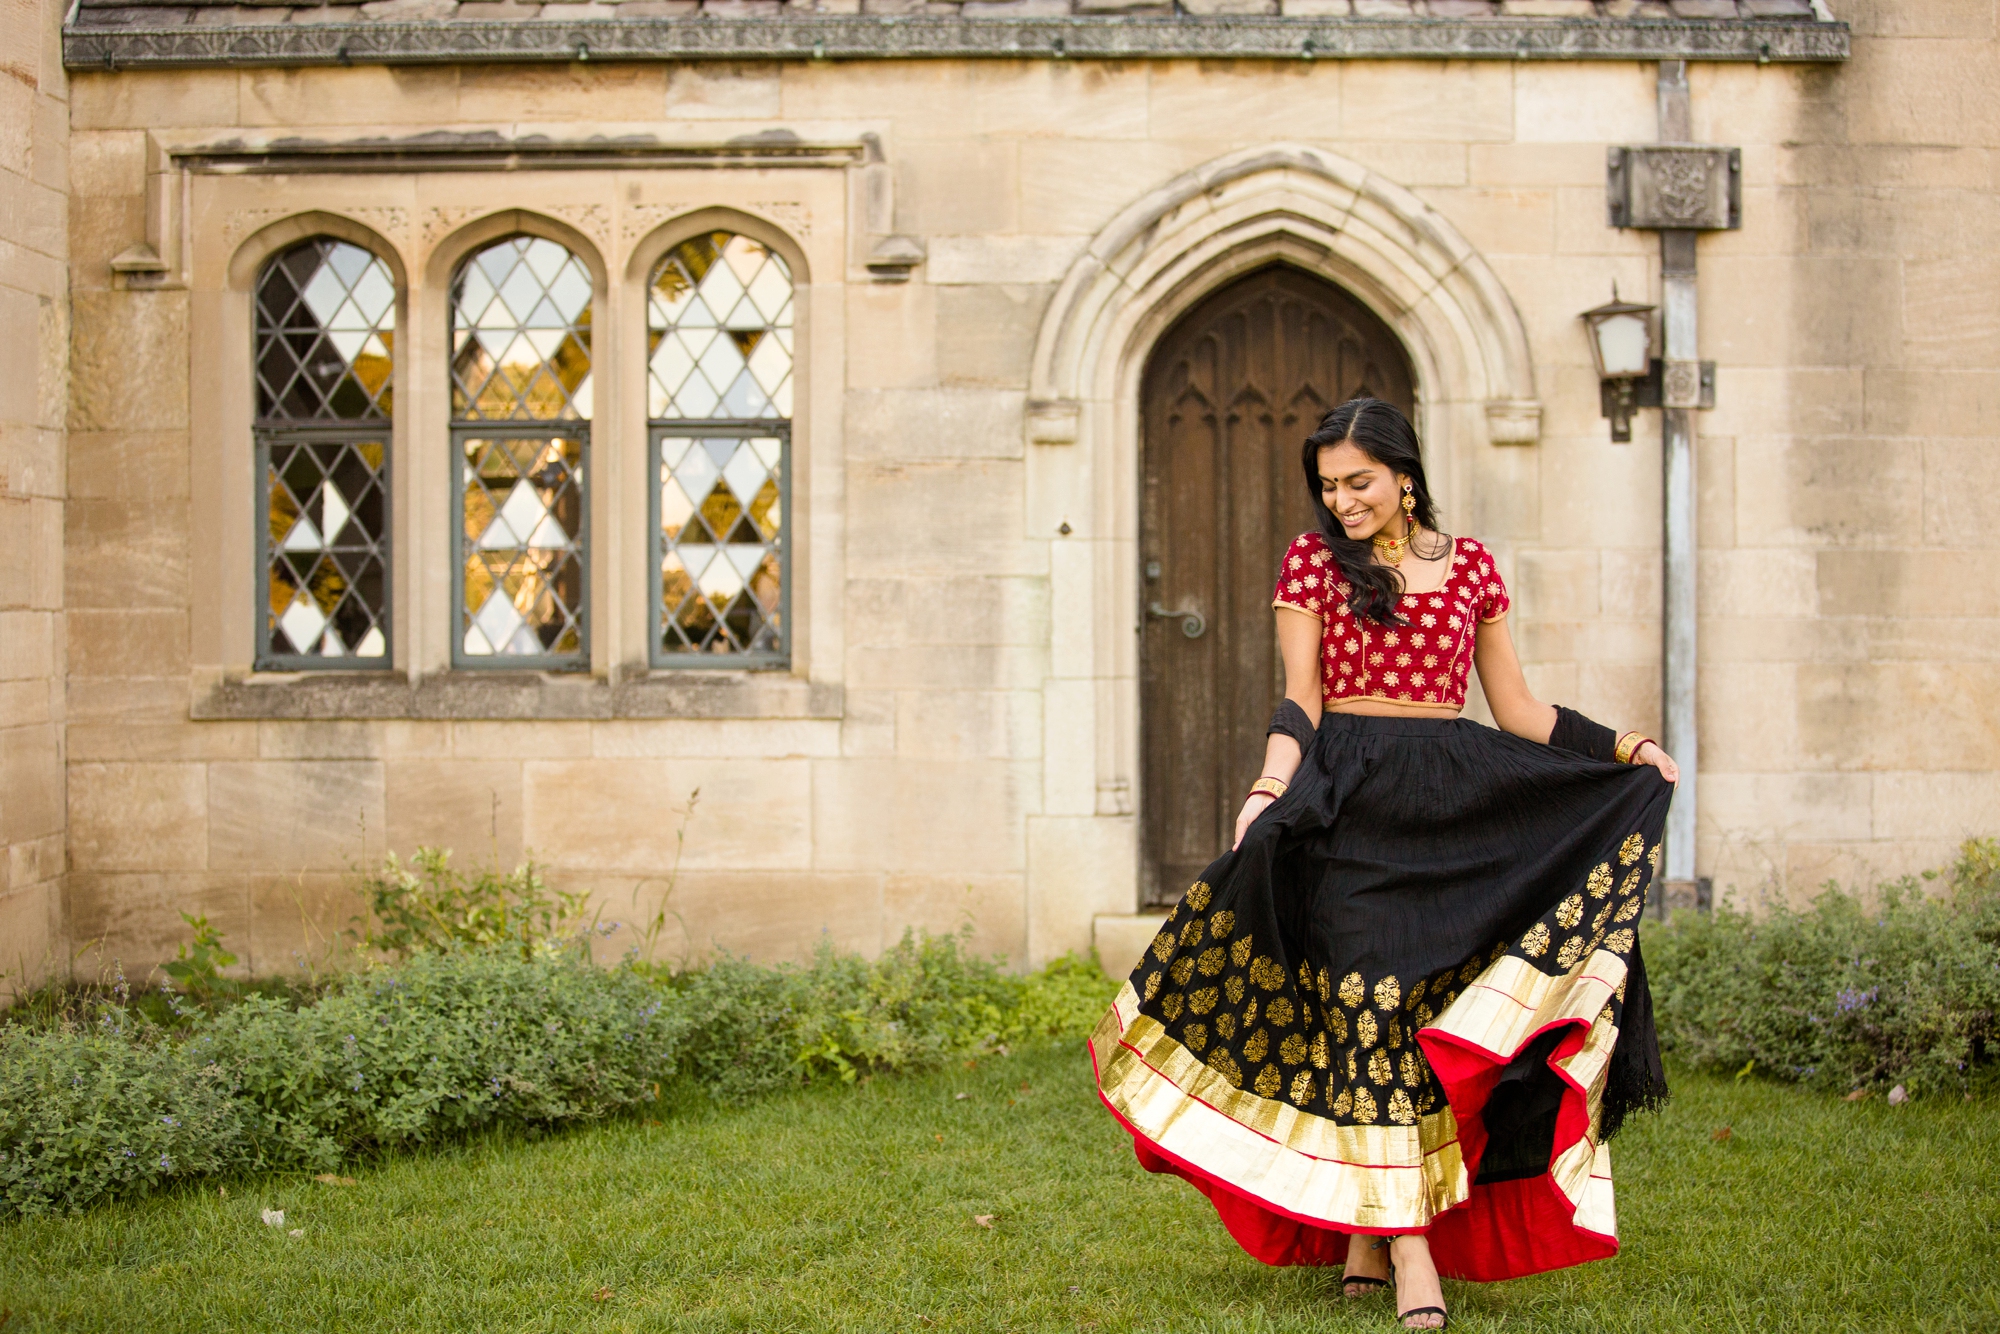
xmin=1587 ymin=863 xmax=1614 ymax=899
xmin=1621 ymin=868 xmax=1644 ymax=897
xmin=1170 ymin=957 xmax=1194 ymax=986
xmin=1415 ymin=1002 xmax=1434 ymax=1026
xmin=1290 ymin=1070 xmax=1316 ymax=1104
xmin=1206 ymin=1047 xmax=1242 ymax=1087
xmin=1368 ymin=1049 xmax=1393 ymax=1085
xmin=1225 ymin=975 xmax=1246 ymax=1005
xmin=1250 ymin=957 xmax=1286 ymax=991
xmin=1197 ymin=946 xmax=1227 ymax=976
xmin=1522 ymin=922 xmax=1551 ymax=957
xmin=1387 ymin=1017 xmax=1404 ymax=1048
xmin=1345 ymin=1050 xmax=1358 ymax=1082
xmin=1151 ymin=931 xmax=1176 ymax=963
xmin=1338 ymin=971 xmax=1366 ymax=1008
xmin=1215 ymin=1011 xmax=1237 ymax=1040
xmin=1266 ymin=996 xmax=1296 ymax=1027
xmin=1189 ymin=986 xmax=1219 ymax=1015
xmin=1409 ymin=978 xmax=1428 ymax=1006
xmin=1556 ymin=935 xmax=1586 ymax=969
xmin=1230 ymin=937 xmax=1253 ymax=968
xmin=1373 ymin=976 xmax=1402 ymax=1011
xmin=1388 ymin=1089 xmax=1417 ymax=1125
xmin=1179 ymin=918 xmax=1205 ymax=948
xmin=1254 ymin=1064 xmax=1283 ymax=1097
xmin=1649 ymin=843 xmax=1663 ymax=873
xmin=1329 ymin=1007 xmax=1350 ymax=1043
xmin=1605 ymin=928 xmax=1636 ymax=953
xmin=1619 ymin=834 xmax=1645 ymax=866
xmin=1161 ymin=992 xmax=1184 ymax=1020
xmin=1186 ymin=881 xmax=1213 ymax=910
xmin=1615 ymin=896 xmax=1642 ymax=923
xmin=1557 ymin=894 xmax=1584 ymax=930
xmin=1317 ymin=967 xmax=1333 ymax=1003
xmin=1358 ymin=1011 xmax=1379 ymax=1048
xmin=1298 ymin=961 xmax=1316 ymax=991
xmin=1311 ymin=1031 xmax=1329 ymax=1069
xmin=1209 ymin=909 xmax=1235 ymax=938
xmin=1243 ymin=1028 xmax=1270 ymax=1063
xmin=1592 ymin=903 xmax=1613 ymax=933
xmin=1352 ymin=1087 xmax=1379 ymax=1124
xmin=1459 ymin=958 xmax=1482 ymax=984
xmin=1143 ymin=971 xmax=1161 ymax=1001
xmin=1184 ymin=1022 xmax=1209 ymax=1054
xmin=1332 ymin=1087 xmax=1353 ymax=1117
xmin=1242 ymin=995 xmax=1260 ymax=1028
xmin=1400 ymin=1050 xmax=1424 ymax=1087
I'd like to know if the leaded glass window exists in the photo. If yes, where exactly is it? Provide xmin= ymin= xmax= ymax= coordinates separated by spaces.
xmin=648 ymin=233 xmax=791 ymax=666
xmin=450 ymin=236 xmax=592 ymax=668
xmin=254 ymin=239 xmax=395 ymax=668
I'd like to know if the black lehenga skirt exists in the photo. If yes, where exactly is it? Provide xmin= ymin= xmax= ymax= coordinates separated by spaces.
xmin=1091 ymin=713 xmax=1674 ymax=1281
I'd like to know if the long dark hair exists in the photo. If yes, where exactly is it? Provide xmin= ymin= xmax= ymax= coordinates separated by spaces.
xmin=1301 ymin=398 xmax=1443 ymax=627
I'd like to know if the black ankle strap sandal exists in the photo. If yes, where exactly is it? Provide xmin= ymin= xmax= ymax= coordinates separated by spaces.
xmin=1396 ymin=1307 xmax=1449 ymax=1330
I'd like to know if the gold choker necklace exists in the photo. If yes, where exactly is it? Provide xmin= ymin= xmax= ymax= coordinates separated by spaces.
xmin=1372 ymin=523 xmax=1417 ymax=566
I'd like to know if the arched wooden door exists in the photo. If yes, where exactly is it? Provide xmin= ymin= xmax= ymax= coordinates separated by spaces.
xmin=1139 ymin=266 xmax=1416 ymax=905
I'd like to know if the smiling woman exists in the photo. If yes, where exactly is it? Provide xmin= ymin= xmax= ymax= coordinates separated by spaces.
xmin=1094 ymin=397 xmax=1684 ymax=1331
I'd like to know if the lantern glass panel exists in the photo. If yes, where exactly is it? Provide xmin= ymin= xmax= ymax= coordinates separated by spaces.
xmin=1594 ymin=310 xmax=1652 ymax=378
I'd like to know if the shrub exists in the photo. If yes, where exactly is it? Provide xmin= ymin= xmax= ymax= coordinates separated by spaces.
xmin=1649 ymin=838 xmax=2000 ymax=1098
xmin=1003 ymin=952 xmax=1119 ymax=1044
xmin=0 ymin=1013 xmax=245 ymax=1217
xmin=351 ymin=848 xmax=591 ymax=961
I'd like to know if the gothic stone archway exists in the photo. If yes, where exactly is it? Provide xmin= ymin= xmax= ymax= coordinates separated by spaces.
xmin=1138 ymin=266 xmax=1416 ymax=904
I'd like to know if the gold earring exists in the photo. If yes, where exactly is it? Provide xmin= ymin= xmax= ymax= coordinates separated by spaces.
xmin=1401 ymin=483 xmax=1416 ymax=525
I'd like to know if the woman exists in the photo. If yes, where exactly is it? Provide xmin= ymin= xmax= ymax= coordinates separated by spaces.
xmin=1091 ymin=398 xmax=1678 ymax=1330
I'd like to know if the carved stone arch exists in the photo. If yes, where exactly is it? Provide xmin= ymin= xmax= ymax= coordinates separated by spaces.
xmin=229 ymin=210 xmax=410 ymax=296
xmin=424 ymin=209 xmax=609 ymax=309
xmin=1021 ymin=145 xmax=1544 ymax=954
xmin=624 ymin=205 xmax=812 ymax=289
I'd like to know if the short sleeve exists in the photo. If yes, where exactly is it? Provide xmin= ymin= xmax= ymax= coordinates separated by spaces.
xmin=1272 ymin=531 xmax=1334 ymax=621
xmin=1469 ymin=541 xmax=1509 ymax=622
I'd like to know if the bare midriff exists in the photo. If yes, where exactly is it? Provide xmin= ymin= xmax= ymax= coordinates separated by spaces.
xmin=1325 ymin=698 xmax=1463 ymax=720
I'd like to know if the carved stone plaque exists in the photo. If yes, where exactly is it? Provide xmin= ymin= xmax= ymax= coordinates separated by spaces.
xmin=1607 ymin=145 xmax=1741 ymax=231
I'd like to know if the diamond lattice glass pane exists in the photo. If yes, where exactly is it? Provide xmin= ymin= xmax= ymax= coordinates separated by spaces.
xmin=460 ymin=435 xmax=586 ymax=659
xmin=659 ymin=434 xmax=783 ymax=658
xmin=256 ymin=240 xmax=396 ymax=422
xmin=263 ymin=438 xmax=390 ymax=661
xmin=451 ymin=238 xmax=594 ymax=422
xmin=648 ymin=234 xmax=793 ymax=421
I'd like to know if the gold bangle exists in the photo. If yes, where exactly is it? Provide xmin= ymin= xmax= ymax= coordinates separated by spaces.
xmin=1614 ymin=733 xmax=1654 ymax=765
xmin=1248 ymin=777 xmax=1289 ymax=801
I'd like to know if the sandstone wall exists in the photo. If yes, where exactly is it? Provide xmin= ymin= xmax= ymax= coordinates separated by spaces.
xmin=0 ymin=0 xmax=68 ymax=999
xmin=57 ymin=0 xmax=2000 ymax=978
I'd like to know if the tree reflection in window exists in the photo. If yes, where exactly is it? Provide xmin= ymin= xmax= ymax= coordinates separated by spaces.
xmin=254 ymin=238 xmax=395 ymax=666
xmin=648 ymin=233 xmax=791 ymax=665
xmin=450 ymin=236 xmax=593 ymax=667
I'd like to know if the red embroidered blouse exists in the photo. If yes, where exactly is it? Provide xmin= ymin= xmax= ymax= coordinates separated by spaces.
xmin=1271 ymin=530 xmax=1510 ymax=711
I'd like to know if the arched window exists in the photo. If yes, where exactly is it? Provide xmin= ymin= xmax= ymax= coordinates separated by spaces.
xmin=449 ymin=236 xmax=592 ymax=667
xmin=254 ymin=238 xmax=396 ymax=668
xmin=647 ymin=231 xmax=792 ymax=666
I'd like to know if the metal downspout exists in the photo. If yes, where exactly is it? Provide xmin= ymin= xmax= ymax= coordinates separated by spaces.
xmin=1657 ymin=61 xmax=1700 ymax=904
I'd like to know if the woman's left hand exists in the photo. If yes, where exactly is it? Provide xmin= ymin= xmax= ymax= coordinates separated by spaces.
xmin=1634 ymin=741 xmax=1679 ymax=784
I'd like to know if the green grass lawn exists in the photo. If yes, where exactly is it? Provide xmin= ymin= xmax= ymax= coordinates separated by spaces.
xmin=3 ymin=1043 xmax=1996 ymax=1333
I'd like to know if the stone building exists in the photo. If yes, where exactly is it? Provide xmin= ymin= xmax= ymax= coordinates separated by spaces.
xmin=2 ymin=0 xmax=1993 ymax=991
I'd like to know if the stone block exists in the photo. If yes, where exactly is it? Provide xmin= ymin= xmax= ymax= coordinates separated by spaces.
xmin=67 ymin=609 xmax=187 ymax=676
xmin=1343 ymin=61 xmax=1513 ymax=143
xmin=456 ymin=64 xmax=667 ymax=122
xmin=1733 ymin=436 xmax=1923 ymax=548
xmin=892 ymin=138 xmax=1019 ymax=235
xmin=778 ymin=62 xmax=973 ymax=137
xmin=1904 ymin=256 xmax=2000 ymax=370
xmin=1697 ymin=432 xmax=1735 ymax=550
xmin=1840 ymin=0 xmax=1993 ymax=38
xmin=68 ymin=761 xmax=207 ymax=871
xmin=1697 ymin=771 xmax=1874 ymax=844
xmin=665 ymin=63 xmax=783 ymax=120
xmin=1500 ymin=0 xmax=1591 ymax=12
xmin=448 ymin=721 xmax=592 ymax=760
xmin=1414 ymin=186 xmax=1553 ymax=257
xmin=883 ymin=873 xmax=1026 ymax=963
xmin=846 ymin=460 xmax=1033 ymax=577
xmin=1147 ymin=61 xmax=1333 ymax=143
xmin=68 ymin=130 xmax=145 ymax=199
xmin=70 ymin=70 xmax=239 ymax=131
xmin=1512 ymin=61 xmax=1654 ymax=146
xmin=936 ymin=283 xmax=1049 ymax=388
xmin=1862 ymin=369 xmax=2000 ymax=438
xmin=1699 ymin=548 xmax=1818 ymax=619
xmin=844 ymin=283 xmax=936 ymax=391
xmin=1513 ymin=549 xmax=1599 ymax=619
xmin=925 ymin=235 xmax=1083 ymax=288
xmin=1092 ymin=911 xmax=1166 ymax=980
xmin=811 ymin=757 xmax=1033 ymax=873
xmin=1871 ymin=771 xmax=2000 ymax=842
xmin=0 ymin=720 xmax=61 ymax=849
xmin=625 ymin=870 xmax=885 ymax=965
xmin=524 ymin=757 xmax=811 ymax=871
xmin=1842 ymin=29 xmax=2000 ymax=148
xmin=0 ymin=611 xmax=53 ymax=681
xmin=1799 ymin=663 xmax=2000 ymax=771
xmin=966 ymin=54 xmax=1147 ymax=137
xmin=1468 ymin=142 xmax=1606 ymax=189
xmin=1924 ymin=440 xmax=2000 ymax=541
xmin=1817 ymin=550 xmax=1999 ymax=621
xmin=1696 ymin=662 xmax=1799 ymax=771
xmin=383 ymin=759 xmax=524 ymax=866
xmin=1326 ymin=140 xmax=1467 ymax=188
xmin=239 ymin=66 xmax=460 ymax=126
xmin=1704 ymin=369 xmax=1863 ymax=438
xmin=68 ymin=721 xmax=256 ymax=762
xmin=1179 ymin=0 xmax=1275 ymax=11
xmin=0 ymin=879 xmax=61 ymax=992
xmin=245 ymin=871 xmax=362 ymax=975
xmin=67 ymin=431 xmax=190 ymax=502
xmin=206 ymin=760 xmax=385 ymax=873
xmin=893 ymin=689 xmax=1038 ymax=760
xmin=70 ymin=291 xmax=189 ymax=434
xmin=67 ymin=872 xmax=254 ymax=976
xmin=1026 ymin=813 xmax=1135 ymax=966
xmin=844 ymin=388 xmax=1026 ymax=461
xmin=0 ymin=680 xmax=53 ymax=730
xmin=587 ymin=720 xmax=841 ymax=759
xmin=1781 ymin=840 xmax=1963 ymax=906
xmin=65 ymin=498 xmax=188 ymax=611
xmin=1015 ymin=139 xmax=1210 ymax=237
xmin=67 ymin=674 xmax=189 ymax=724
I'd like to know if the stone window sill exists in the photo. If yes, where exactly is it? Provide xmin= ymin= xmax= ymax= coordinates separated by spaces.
xmin=189 ymin=668 xmax=842 ymax=721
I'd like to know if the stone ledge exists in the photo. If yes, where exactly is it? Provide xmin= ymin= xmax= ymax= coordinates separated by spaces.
xmin=189 ymin=669 xmax=844 ymax=720
xmin=63 ymin=14 xmax=1849 ymax=68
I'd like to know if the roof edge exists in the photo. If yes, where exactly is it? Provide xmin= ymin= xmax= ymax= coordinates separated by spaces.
xmin=64 ymin=14 xmax=1852 ymax=71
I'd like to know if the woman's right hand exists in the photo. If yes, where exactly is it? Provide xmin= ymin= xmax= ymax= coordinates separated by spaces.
xmin=1232 ymin=793 xmax=1276 ymax=850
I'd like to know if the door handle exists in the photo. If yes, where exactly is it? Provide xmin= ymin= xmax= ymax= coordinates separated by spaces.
xmin=1147 ymin=602 xmax=1207 ymax=639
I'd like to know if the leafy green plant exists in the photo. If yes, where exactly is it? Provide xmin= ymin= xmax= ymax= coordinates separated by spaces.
xmin=1649 ymin=838 xmax=2000 ymax=1098
xmin=160 ymin=912 xmax=240 ymax=1001
xmin=350 ymin=849 xmax=591 ymax=961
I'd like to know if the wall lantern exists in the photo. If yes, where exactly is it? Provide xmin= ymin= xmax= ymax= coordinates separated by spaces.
xmin=1580 ymin=287 xmax=1656 ymax=443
